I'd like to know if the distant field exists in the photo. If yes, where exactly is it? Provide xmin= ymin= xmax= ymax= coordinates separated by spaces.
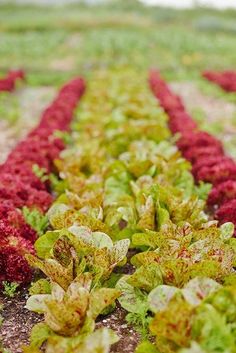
xmin=0 ymin=1 xmax=236 ymax=85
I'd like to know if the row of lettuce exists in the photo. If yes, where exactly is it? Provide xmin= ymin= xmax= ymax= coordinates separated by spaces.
xmin=203 ymin=70 xmax=236 ymax=93
xmin=20 ymin=69 xmax=236 ymax=353
xmin=150 ymin=70 xmax=236 ymax=235
xmin=0 ymin=70 xmax=25 ymax=92
xmin=0 ymin=77 xmax=85 ymax=285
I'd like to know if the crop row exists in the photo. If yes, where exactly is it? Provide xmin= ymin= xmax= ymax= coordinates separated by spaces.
xmin=203 ymin=70 xmax=236 ymax=93
xmin=0 ymin=70 xmax=25 ymax=92
xmin=150 ymin=70 xmax=236 ymax=235
xmin=0 ymin=76 xmax=85 ymax=285
xmin=21 ymin=70 xmax=236 ymax=353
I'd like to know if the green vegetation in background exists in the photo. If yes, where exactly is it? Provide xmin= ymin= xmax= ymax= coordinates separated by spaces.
xmin=0 ymin=92 xmax=20 ymax=124
xmin=0 ymin=0 xmax=236 ymax=85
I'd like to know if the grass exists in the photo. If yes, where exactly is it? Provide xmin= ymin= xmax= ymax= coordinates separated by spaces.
xmin=0 ymin=1 xmax=236 ymax=86
xmin=0 ymin=92 xmax=20 ymax=124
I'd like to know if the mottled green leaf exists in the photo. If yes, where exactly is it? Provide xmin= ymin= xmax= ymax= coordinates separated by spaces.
xmin=127 ymin=264 xmax=163 ymax=292
xmin=148 ymin=285 xmax=181 ymax=313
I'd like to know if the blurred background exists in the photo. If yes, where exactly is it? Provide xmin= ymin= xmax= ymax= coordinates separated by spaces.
xmin=0 ymin=0 xmax=236 ymax=192
xmin=0 ymin=0 xmax=236 ymax=86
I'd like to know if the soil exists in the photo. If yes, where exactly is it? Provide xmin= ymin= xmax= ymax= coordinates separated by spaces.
xmin=98 ymin=305 xmax=141 ymax=353
xmin=0 ymin=288 xmax=42 ymax=353
xmin=170 ymin=81 xmax=236 ymax=155
xmin=170 ymin=81 xmax=236 ymax=126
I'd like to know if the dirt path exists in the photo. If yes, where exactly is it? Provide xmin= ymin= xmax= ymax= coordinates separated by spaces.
xmin=0 ymin=87 xmax=55 ymax=164
xmin=170 ymin=81 xmax=236 ymax=157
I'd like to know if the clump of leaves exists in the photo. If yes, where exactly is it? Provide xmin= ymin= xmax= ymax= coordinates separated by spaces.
xmin=23 ymin=325 xmax=118 ymax=353
xmin=23 ymin=206 xmax=49 ymax=236
xmin=32 ymin=164 xmax=48 ymax=183
xmin=131 ymin=222 xmax=236 ymax=286
xmin=116 ymin=275 xmax=150 ymax=339
xmin=27 ymin=225 xmax=130 ymax=286
xmin=47 ymin=203 xmax=110 ymax=234
xmin=29 ymin=279 xmax=51 ymax=296
xmin=2 ymin=281 xmax=19 ymax=298
xmin=148 ymin=278 xmax=236 ymax=353
xmin=116 ymin=265 xmax=163 ymax=340
xmin=25 ymin=273 xmax=120 ymax=352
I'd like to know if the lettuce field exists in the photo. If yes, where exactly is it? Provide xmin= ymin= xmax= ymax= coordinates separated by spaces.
xmin=0 ymin=1 xmax=236 ymax=353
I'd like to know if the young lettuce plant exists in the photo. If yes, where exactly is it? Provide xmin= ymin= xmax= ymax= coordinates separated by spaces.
xmin=146 ymin=277 xmax=236 ymax=353
xmin=27 ymin=223 xmax=130 ymax=287
xmin=131 ymin=222 xmax=236 ymax=287
xmin=24 ymin=273 xmax=120 ymax=353
xmin=116 ymin=263 xmax=163 ymax=338
xmin=47 ymin=203 xmax=111 ymax=234
xmin=22 ymin=206 xmax=49 ymax=236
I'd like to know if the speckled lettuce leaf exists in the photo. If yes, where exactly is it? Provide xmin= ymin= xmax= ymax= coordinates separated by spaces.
xmin=29 ymin=279 xmax=51 ymax=295
xmin=26 ymin=294 xmax=52 ymax=313
xmin=72 ymin=328 xmax=119 ymax=353
xmin=91 ymin=241 xmax=130 ymax=281
xmin=45 ymin=328 xmax=118 ymax=353
xmin=150 ymin=295 xmax=194 ymax=348
xmin=192 ymin=303 xmax=235 ymax=352
xmin=92 ymin=231 xmax=114 ymax=249
xmin=39 ymin=279 xmax=90 ymax=336
xmin=220 ymin=222 xmax=235 ymax=241
xmin=205 ymin=285 xmax=236 ymax=322
xmin=105 ymin=197 xmax=137 ymax=226
xmin=116 ymin=275 xmax=148 ymax=314
xmin=131 ymin=251 xmax=160 ymax=268
xmin=182 ymin=277 xmax=221 ymax=306
xmin=157 ymin=185 xmax=207 ymax=228
xmin=136 ymin=194 xmax=156 ymax=230
xmin=68 ymin=225 xmax=113 ymax=249
xmin=89 ymin=288 xmax=121 ymax=319
xmin=127 ymin=264 xmax=163 ymax=293
xmin=48 ymin=205 xmax=110 ymax=234
xmin=160 ymin=259 xmax=223 ymax=287
xmin=34 ymin=230 xmax=61 ymax=259
xmin=47 ymin=203 xmax=71 ymax=228
xmin=109 ymin=238 xmax=130 ymax=264
xmin=27 ymin=274 xmax=120 ymax=338
xmin=63 ymin=226 xmax=130 ymax=280
xmin=148 ymin=278 xmax=221 ymax=314
xmin=26 ymin=254 xmax=74 ymax=290
xmin=28 ymin=322 xmax=52 ymax=348
xmin=148 ymin=285 xmax=181 ymax=313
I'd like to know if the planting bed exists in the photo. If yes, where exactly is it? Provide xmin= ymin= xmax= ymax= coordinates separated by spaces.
xmin=203 ymin=70 xmax=236 ymax=93
xmin=0 ymin=69 xmax=235 ymax=353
